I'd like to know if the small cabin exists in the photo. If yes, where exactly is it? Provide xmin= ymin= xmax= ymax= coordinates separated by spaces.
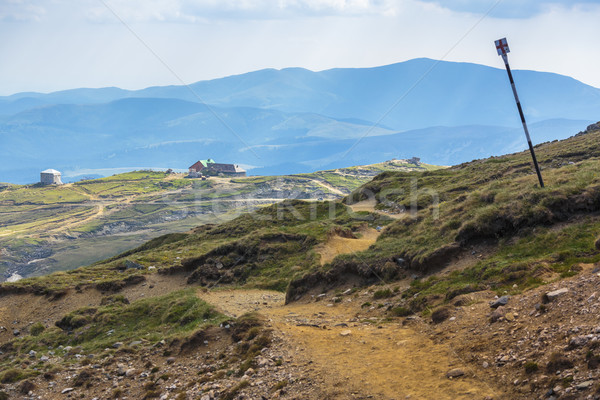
xmin=40 ymin=169 xmax=63 ymax=185
xmin=188 ymin=159 xmax=215 ymax=177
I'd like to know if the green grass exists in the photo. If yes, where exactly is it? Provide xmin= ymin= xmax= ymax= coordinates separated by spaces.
xmin=339 ymin=130 xmax=600 ymax=272
xmin=13 ymin=289 xmax=227 ymax=353
xmin=0 ymin=185 xmax=88 ymax=205
xmin=283 ymin=128 xmax=600 ymax=309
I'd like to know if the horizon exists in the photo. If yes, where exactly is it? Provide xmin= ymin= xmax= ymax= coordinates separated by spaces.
xmin=2 ymin=57 xmax=598 ymax=97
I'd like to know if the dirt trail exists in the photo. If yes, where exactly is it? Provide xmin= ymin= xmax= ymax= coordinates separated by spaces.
xmin=349 ymin=198 xmax=404 ymax=220
xmin=309 ymin=179 xmax=346 ymax=196
xmin=198 ymin=289 xmax=498 ymax=400
xmin=317 ymin=226 xmax=380 ymax=265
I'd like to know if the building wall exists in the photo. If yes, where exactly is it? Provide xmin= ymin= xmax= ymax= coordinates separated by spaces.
xmin=40 ymin=173 xmax=63 ymax=185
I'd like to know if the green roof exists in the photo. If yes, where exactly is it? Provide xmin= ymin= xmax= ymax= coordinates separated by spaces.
xmin=199 ymin=159 xmax=215 ymax=168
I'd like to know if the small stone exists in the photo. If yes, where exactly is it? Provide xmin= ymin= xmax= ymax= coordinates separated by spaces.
xmin=256 ymin=356 xmax=269 ymax=367
xmin=446 ymin=368 xmax=465 ymax=378
xmin=112 ymin=342 xmax=123 ymax=349
xmin=125 ymin=368 xmax=136 ymax=377
xmin=482 ymin=361 xmax=489 ymax=368
xmin=569 ymin=336 xmax=589 ymax=348
xmin=61 ymin=388 xmax=74 ymax=394
xmin=256 ymin=356 xmax=270 ymax=367
xmin=490 ymin=306 xmax=506 ymax=323
xmin=576 ymin=380 xmax=594 ymax=390
xmin=544 ymin=288 xmax=569 ymax=302
xmin=130 ymin=341 xmax=142 ymax=346
xmin=166 ymin=357 xmax=176 ymax=365
xmin=13 ymin=329 xmax=20 ymax=336
xmin=505 ymin=312 xmax=515 ymax=322
xmin=490 ymin=296 xmax=510 ymax=309
xmin=340 ymin=330 xmax=352 ymax=337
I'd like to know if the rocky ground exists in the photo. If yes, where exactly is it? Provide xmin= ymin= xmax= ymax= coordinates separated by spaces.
xmin=3 ymin=262 xmax=600 ymax=399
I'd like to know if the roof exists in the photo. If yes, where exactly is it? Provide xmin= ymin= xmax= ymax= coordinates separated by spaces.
xmin=200 ymin=159 xmax=215 ymax=167
xmin=41 ymin=169 xmax=61 ymax=174
xmin=189 ymin=159 xmax=216 ymax=170
xmin=208 ymin=163 xmax=237 ymax=173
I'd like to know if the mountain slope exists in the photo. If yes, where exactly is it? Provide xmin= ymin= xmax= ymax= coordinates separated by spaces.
xmin=1 ymin=124 xmax=600 ymax=399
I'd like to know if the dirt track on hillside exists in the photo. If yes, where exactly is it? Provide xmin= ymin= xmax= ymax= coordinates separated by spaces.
xmin=198 ymin=289 xmax=498 ymax=399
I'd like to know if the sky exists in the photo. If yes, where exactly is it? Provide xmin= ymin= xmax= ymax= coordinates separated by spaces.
xmin=1 ymin=0 xmax=600 ymax=95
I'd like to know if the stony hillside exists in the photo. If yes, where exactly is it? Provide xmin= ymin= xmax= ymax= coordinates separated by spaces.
xmin=0 ymin=124 xmax=600 ymax=399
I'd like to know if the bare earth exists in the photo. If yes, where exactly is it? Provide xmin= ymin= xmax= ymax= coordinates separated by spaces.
xmin=198 ymin=289 xmax=497 ymax=399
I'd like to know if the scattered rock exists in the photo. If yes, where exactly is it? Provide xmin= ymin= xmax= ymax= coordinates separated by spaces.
xmin=576 ymin=380 xmax=594 ymax=390
xmin=13 ymin=328 xmax=20 ymax=336
xmin=61 ymin=388 xmax=74 ymax=394
xmin=339 ymin=330 xmax=352 ymax=337
xmin=446 ymin=368 xmax=465 ymax=378
xmin=166 ymin=357 xmax=176 ymax=365
xmin=490 ymin=296 xmax=510 ymax=309
xmin=568 ymin=335 xmax=589 ymax=348
xmin=124 ymin=260 xmax=144 ymax=270
xmin=543 ymin=288 xmax=569 ymax=303
xmin=490 ymin=306 xmax=505 ymax=323
xmin=112 ymin=342 xmax=123 ymax=349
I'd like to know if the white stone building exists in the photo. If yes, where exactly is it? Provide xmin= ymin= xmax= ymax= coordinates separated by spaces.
xmin=40 ymin=169 xmax=63 ymax=185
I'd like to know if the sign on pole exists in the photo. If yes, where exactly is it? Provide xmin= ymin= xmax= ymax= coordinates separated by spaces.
xmin=495 ymin=37 xmax=544 ymax=188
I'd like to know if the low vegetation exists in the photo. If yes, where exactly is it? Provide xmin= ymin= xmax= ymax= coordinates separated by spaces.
xmin=1 ymin=161 xmax=428 ymax=279
xmin=289 ymin=126 xmax=600 ymax=309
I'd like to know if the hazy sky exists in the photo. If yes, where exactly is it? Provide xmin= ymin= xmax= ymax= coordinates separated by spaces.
xmin=1 ymin=0 xmax=599 ymax=95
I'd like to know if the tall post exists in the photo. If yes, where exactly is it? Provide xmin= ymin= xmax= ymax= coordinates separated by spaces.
xmin=495 ymin=37 xmax=544 ymax=188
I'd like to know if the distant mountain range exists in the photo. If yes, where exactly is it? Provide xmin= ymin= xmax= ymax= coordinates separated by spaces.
xmin=1 ymin=58 xmax=598 ymax=183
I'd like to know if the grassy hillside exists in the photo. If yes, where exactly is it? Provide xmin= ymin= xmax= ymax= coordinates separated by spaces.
xmin=0 ymin=159 xmax=434 ymax=281
xmin=288 ymin=124 xmax=600 ymax=308
xmin=2 ymin=125 xmax=600 ymax=399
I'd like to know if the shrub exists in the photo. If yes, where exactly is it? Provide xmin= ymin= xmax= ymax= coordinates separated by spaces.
xmin=29 ymin=322 xmax=45 ymax=336
xmin=390 ymin=306 xmax=412 ymax=317
xmin=547 ymin=353 xmax=573 ymax=373
xmin=373 ymin=289 xmax=393 ymax=299
xmin=524 ymin=361 xmax=538 ymax=374
xmin=431 ymin=307 xmax=452 ymax=324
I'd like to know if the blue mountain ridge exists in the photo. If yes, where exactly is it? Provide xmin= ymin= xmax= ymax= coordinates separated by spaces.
xmin=0 ymin=59 xmax=598 ymax=184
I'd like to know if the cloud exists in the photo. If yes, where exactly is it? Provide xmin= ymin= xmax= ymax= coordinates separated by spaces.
xmin=0 ymin=0 xmax=46 ymax=21
xmin=86 ymin=0 xmax=398 ymax=23
xmin=417 ymin=0 xmax=600 ymax=18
